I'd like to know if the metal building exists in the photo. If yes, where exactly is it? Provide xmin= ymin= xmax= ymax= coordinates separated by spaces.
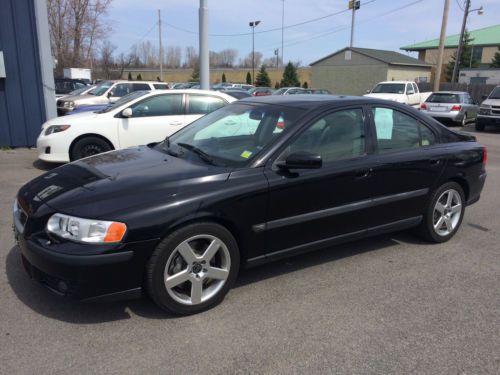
xmin=0 ymin=0 xmax=56 ymax=148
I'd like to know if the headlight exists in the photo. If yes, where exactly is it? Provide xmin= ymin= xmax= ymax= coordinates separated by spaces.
xmin=45 ymin=125 xmax=71 ymax=135
xmin=64 ymin=101 xmax=75 ymax=108
xmin=47 ymin=213 xmax=127 ymax=244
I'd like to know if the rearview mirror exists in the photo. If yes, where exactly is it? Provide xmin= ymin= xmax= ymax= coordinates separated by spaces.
xmin=121 ymin=108 xmax=132 ymax=117
xmin=249 ymin=110 xmax=263 ymax=121
xmin=277 ymin=151 xmax=322 ymax=170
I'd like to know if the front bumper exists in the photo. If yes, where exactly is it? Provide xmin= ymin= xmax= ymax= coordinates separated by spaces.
xmin=16 ymin=229 xmax=158 ymax=302
xmin=477 ymin=115 xmax=500 ymax=126
xmin=36 ymin=134 xmax=71 ymax=163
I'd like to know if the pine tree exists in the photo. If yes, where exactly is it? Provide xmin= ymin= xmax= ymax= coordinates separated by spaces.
xmin=302 ymin=81 xmax=308 ymax=89
xmin=222 ymin=72 xmax=227 ymax=82
xmin=445 ymin=30 xmax=479 ymax=82
xmin=280 ymin=62 xmax=300 ymax=87
xmin=255 ymin=65 xmax=271 ymax=87
xmin=191 ymin=64 xmax=200 ymax=81
xmin=127 ymin=72 xmax=133 ymax=81
xmin=246 ymin=72 xmax=252 ymax=84
xmin=137 ymin=73 xmax=143 ymax=81
xmin=491 ymin=47 xmax=500 ymax=68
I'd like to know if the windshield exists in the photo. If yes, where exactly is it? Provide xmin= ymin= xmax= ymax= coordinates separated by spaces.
xmin=90 ymin=81 xmax=113 ymax=96
xmin=372 ymin=83 xmax=406 ymax=94
xmin=100 ymin=91 xmax=149 ymax=113
xmin=160 ymin=103 xmax=306 ymax=167
xmin=427 ymin=93 xmax=460 ymax=103
xmin=489 ymin=87 xmax=500 ymax=99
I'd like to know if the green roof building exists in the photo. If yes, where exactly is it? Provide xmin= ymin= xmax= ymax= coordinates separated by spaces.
xmin=401 ymin=24 xmax=500 ymax=68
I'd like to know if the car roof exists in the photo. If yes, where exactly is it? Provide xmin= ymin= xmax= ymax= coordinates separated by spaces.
xmin=141 ymin=89 xmax=236 ymax=101
xmin=238 ymin=94 xmax=393 ymax=109
xmin=377 ymin=81 xmax=415 ymax=84
xmin=432 ymin=91 xmax=467 ymax=94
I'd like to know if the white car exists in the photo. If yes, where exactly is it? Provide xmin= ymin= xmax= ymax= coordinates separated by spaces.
xmin=364 ymin=81 xmax=423 ymax=106
xmin=37 ymin=90 xmax=235 ymax=163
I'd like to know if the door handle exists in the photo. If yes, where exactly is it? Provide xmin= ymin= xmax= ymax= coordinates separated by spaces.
xmin=355 ymin=168 xmax=373 ymax=179
xmin=429 ymin=158 xmax=441 ymax=166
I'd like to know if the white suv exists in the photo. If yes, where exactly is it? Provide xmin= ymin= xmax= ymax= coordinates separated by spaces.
xmin=38 ymin=90 xmax=235 ymax=163
xmin=56 ymin=80 xmax=170 ymax=116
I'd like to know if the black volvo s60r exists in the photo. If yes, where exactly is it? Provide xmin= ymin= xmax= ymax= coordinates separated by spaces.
xmin=14 ymin=95 xmax=487 ymax=315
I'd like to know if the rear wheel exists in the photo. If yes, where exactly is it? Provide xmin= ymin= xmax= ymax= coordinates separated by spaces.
xmin=461 ymin=113 xmax=467 ymax=127
xmin=146 ymin=222 xmax=240 ymax=315
xmin=417 ymin=182 xmax=465 ymax=243
xmin=70 ymin=136 xmax=112 ymax=160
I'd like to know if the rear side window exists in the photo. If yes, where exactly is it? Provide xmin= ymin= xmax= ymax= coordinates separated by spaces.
xmin=132 ymin=83 xmax=151 ymax=91
xmin=153 ymin=84 xmax=169 ymax=90
xmin=371 ymin=107 xmax=436 ymax=152
xmin=187 ymin=95 xmax=226 ymax=115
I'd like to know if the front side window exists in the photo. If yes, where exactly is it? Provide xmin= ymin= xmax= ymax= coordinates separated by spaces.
xmin=130 ymin=94 xmax=183 ymax=117
xmin=111 ymin=83 xmax=132 ymax=97
xmin=372 ymin=107 xmax=436 ymax=152
xmin=187 ymin=95 xmax=226 ymax=115
xmin=285 ymin=108 xmax=365 ymax=163
xmin=406 ymin=83 xmax=413 ymax=94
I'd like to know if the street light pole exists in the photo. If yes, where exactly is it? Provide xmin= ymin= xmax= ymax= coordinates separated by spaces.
xmin=199 ymin=0 xmax=209 ymax=90
xmin=249 ymin=20 xmax=261 ymax=84
xmin=434 ymin=0 xmax=450 ymax=92
xmin=281 ymin=0 xmax=284 ymax=67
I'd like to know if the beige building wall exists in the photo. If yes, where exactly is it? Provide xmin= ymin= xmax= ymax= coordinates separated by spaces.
xmin=386 ymin=66 xmax=431 ymax=82
xmin=118 ymin=68 xmax=311 ymax=87
xmin=311 ymin=50 xmax=388 ymax=95
xmin=422 ymin=46 xmax=498 ymax=65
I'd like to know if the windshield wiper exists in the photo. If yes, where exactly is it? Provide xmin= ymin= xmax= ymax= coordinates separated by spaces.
xmin=176 ymin=142 xmax=215 ymax=165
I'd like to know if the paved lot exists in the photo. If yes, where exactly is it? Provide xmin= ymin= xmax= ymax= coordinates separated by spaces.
xmin=1 ymin=126 xmax=499 ymax=375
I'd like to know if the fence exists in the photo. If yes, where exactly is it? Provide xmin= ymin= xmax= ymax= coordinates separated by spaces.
xmin=417 ymin=82 xmax=496 ymax=104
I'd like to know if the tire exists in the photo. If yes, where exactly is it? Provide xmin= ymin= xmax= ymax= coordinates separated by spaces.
xmin=70 ymin=136 xmax=112 ymax=161
xmin=417 ymin=182 xmax=465 ymax=243
xmin=475 ymin=121 xmax=485 ymax=131
xmin=461 ymin=113 xmax=467 ymax=127
xmin=146 ymin=222 xmax=240 ymax=315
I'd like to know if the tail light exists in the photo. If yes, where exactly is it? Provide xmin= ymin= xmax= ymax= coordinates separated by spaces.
xmin=420 ymin=103 xmax=427 ymax=110
xmin=483 ymin=146 xmax=487 ymax=166
xmin=450 ymin=105 xmax=462 ymax=111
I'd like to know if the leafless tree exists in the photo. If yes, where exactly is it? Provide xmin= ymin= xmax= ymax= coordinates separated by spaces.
xmin=99 ymin=40 xmax=116 ymax=79
xmin=184 ymin=46 xmax=198 ymax=68
xmin=166 ymin=46 xmax=182 ymax=68
xmin=239 ymin=51 xmax=262 ymax=68
xmin=47 ymin=0 xmax=113 ymax=76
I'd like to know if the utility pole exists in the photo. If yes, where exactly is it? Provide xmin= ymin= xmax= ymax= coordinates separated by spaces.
xmin=158 ymin=9 xmax=163 ymax=81
xmin=434 ymin=0 xmax=450 ymax=91
xmin=275 ymin=48 xmax=279 ymax=69
xmin=451 ymin=0 xmax=470 ymax=85
xmin=199 ymin=0 xmax=209 ymax=89
xmin=349 ymin=0 xmax=360 ymax=47
xmin=281 ymin=0 xmax=284 ymax=67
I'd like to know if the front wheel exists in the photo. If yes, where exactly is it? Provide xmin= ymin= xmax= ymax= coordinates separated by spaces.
xmin=70 ymin=136 xmax=112 ymax=160
xmin=417 ymin=182 xmax=465 ymax=243
xmin=146 ymin=222 xmax=240 ymax=315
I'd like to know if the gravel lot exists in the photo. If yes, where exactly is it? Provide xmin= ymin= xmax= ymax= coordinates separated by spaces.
xmin=1 ymin=126 xmax=499 ymax=375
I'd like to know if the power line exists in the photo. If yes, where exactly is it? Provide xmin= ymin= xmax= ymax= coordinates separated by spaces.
xmin=163 ymin=0 xmax=378 ymax=38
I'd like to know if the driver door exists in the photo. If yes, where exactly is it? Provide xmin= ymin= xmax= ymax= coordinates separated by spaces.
xmin=118 ymin=93 xmax=186 ymax=148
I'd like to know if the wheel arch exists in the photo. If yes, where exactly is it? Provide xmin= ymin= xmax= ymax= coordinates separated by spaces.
xmin=69 ymin=133 xmax=116 ymax=161
xmin=447 ymin=176 xmax=470 ymax=202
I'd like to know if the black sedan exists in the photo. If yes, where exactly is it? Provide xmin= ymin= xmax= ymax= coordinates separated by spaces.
xmin=14 ymin=96 xmax=487 ymax=315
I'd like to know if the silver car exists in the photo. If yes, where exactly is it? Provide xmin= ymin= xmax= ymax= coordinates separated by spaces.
xmin=419 ymin=91 xmax=478 ymax=126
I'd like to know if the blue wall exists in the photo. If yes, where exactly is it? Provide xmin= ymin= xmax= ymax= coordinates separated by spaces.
xmin=0 ymin=0 xmax=47 ymax=147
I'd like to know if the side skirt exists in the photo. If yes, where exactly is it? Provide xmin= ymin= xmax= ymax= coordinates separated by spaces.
xmin=245 ymin=216 xmax=422 ymax=268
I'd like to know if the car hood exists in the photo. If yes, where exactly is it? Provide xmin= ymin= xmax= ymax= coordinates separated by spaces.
xmin=482 ymin=98 xmax=500 ymax=106
xmin=60 ymin=94 xmax=108 ymax=106
xmin=22 ymin=147 xmax=231 ymax=219
xmin=364 ymin=93 xmax=406 ymax=101
xmin=45 ymin=111 xmax=101 ymax=125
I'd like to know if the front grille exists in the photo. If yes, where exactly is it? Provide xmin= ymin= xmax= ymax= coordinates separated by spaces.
xmin=492 ymin=106 xmax=500 ymax=115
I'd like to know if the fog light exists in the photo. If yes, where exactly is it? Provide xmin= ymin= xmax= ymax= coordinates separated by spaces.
xmin=45 ymin=146 xmax=51 ymax=154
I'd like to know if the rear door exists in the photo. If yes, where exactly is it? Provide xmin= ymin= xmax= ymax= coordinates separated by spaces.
xmin=118 ymin=93 xmax=185 ymax=147
xmin=367 ymin=105 xmax=446 ymax=225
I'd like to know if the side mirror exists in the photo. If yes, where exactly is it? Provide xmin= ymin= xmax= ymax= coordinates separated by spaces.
xmin=482 ymin=95 xmax=488 ymax=100
xmin=121 ymin=108 xmax=133 ymax=118
xmin=365 ymin=89 xmax=371 ymax=94
xmin=107 ymin=91 xmax=113 ymax=98
xmin=277 ymin=151 xmax=322 ymax=170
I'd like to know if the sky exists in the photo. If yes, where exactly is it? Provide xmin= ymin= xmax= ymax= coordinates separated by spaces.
xmin=106 ymin=0 xmax=500 ymax=66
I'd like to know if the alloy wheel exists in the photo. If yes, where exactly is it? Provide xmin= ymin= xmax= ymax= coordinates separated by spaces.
xmin=433 ymin=189 xmax=462 ymax=236
xmin=163 ymin=234 xmax=231 ymax=305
